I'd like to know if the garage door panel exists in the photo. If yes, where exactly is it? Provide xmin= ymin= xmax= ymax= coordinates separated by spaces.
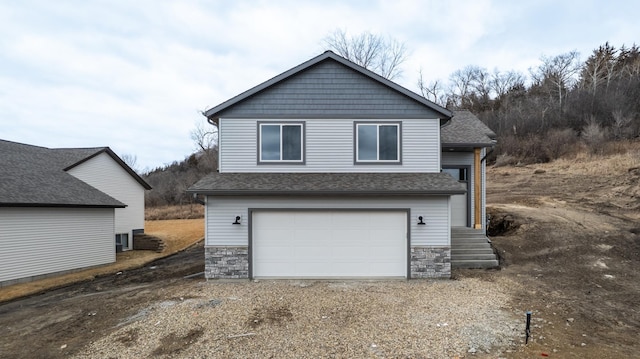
xmin=294 ymin=214 xmax=325 ymax=229
xmin=332 ymin=229 xmax=369 ymax=244
xmin=369 ymin=213 xmax=405 ymax=227
xmin=295 ymin=246 xmax=332 ymax=258
xmin=256 ymin=213 xmax=293 ymax=228
xmin=253 ymin=211 xmax=407 ymax=278
xmin=332 ymin=246 xmax=365 ymax=259
xmin=370 ymin=263 xmax=405 ymax=276
xmin=370 ymin=246 xmax=404 ymax=258
xmin=258 ymin=229 xmax=294 ymax=241
xmin=293 ymin=229 xmax=327 ymax=243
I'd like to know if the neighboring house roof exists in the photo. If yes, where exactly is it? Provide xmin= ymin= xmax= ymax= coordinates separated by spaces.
xmin=0 ymin=139 xmax=150 ymax=208
xmin=188 ymin=172 xmax=466 ymax=196
xmin=204 ymin=51 xmax=453 ymax=122
xmin=441 ymin=110 xmax=497 ymax=147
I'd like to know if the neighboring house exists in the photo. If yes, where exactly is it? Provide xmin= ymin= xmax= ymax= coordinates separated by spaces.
xmin=0 ymin=140 xmax=151 ymax=286
xmin=188 ymin=51 xmax=496 ymax=280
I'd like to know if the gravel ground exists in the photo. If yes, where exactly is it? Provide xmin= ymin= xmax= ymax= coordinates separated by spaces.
xmin=73 ymin=278 xmax=523 ymax=358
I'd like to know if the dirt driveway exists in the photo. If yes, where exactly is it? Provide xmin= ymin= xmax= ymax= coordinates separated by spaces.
xmin=0 ymin=241 xmax=204 ymax=359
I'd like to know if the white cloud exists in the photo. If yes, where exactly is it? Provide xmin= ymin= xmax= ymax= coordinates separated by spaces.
xmin=1 ymin=0 xmax=640 ymax=169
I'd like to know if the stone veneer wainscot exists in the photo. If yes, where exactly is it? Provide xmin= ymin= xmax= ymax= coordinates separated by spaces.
xmin=205 ymin=247 xmax=249 ymax=279
xmin=206 ymin=246 xmax=451 ymax=279
xmin=410 ymin=247 xmax=451 ymax=279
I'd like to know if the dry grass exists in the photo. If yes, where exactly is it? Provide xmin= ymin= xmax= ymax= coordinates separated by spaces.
xmin=551 ymin=140 xmax=640 ymax=175
xmin=0 ymin=219 xmax=204 ymax=303
xmin=145 ymin=204 xmax=204 ymax=220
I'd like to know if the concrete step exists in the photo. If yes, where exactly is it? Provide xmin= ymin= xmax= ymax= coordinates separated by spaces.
xmin=452 ymin=238 xmax=491 ymax=244
xmin=452 ymin=248 xmax=495 ymax=255
xmin=451 ymin=253 xmax=498 ymax=260
xmin=451 ymin=228 xmax=487 ymax=234
xmin=452 ymin=243 xmax=493 ymax=249
xmin=452 ymin=259 xmax=499 ymax=269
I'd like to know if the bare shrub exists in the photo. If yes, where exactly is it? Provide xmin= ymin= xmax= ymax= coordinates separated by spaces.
xmin=495 ymin=135 xmax=550 ymax=164
xmin=582 ymin=117 xmax=609 ymax=154
xmin=543 ymin=128 xmax=579 ymax=160
xmin=611 ymin=110 xmax=634 ymax=140
xmin=494 ymin=153 xmax=518 ymax=167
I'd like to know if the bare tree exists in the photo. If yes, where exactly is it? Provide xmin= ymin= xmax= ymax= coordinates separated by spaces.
xmin=530 ymin=51 xmax=581 ymax=111
xmin=490 ymin=69 xmax=526 ymax=100
xmin=190 ymin=120 xmax=218 ymax=153
xmin=580 ymin=43 xmax=616 ymax=95
xmin=446 ymin=65 xmax=491 ymax=110
xmin=323 ymin=29 xmax=408 ymax=80
xmin=121 ymin=153 xmax=139 ymax=173
xmin=417 ymin=69 xmax=446 ymax=105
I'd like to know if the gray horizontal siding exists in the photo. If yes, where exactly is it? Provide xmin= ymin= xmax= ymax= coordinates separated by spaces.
xmin=216 ymin=60 xmax=445 ymax=119
xmin=206 ymin=196 xmax=449 ymax=247
xmin=219 ymin=118 xmax=440 ymax=172
xmin=0 ymin=208 xmax=115 ymax=283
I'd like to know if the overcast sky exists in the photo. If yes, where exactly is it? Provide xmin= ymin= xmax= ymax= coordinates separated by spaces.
xmin=1 ymin=0 xmax=638 ymax=171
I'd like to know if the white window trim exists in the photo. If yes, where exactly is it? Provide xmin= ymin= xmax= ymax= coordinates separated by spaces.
xmin=258 ymin=122 xmax=305 ymax=163
xmin=355 ymin=122 xmax=401 ymax=163
xmin=116 ymin=233 xmax=131 ymax=251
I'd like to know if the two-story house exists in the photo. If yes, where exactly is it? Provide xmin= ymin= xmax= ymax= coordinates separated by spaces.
xmin=188 ymin=51 xmax=497 ymax=280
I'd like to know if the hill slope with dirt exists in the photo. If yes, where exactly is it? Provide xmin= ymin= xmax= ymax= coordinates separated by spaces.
xmin=478 ymin=146 xmax=640 ymax=357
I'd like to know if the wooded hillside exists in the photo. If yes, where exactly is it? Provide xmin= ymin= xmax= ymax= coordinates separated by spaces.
xmin=422 ymin=42 xmax=640 ymax=163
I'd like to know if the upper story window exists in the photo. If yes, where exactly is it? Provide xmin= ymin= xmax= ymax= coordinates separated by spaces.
xmin=355 ymin=122 xmax=401 ymax=163
xmin=258 ymin=122 xmax=304 ymax=163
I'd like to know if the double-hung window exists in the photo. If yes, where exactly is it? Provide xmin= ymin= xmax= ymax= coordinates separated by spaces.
xmin=355 ymin=122 xmax=401 ymax=163
xmin=259 ymin=122 xmax=304 ymax=163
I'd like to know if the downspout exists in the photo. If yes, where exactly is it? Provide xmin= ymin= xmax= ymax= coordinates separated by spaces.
xmin=480 ymin=141 xmax=496 ymax=233
xmin=473 ymin=148 xmax=482 ymax=229
xmin=481 ymin=147 xmax=495 ymax=163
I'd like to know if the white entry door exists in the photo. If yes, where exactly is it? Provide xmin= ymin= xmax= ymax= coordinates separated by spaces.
xmin=252 ymin=211 xmax=407 ymax=278
xmin=443 ymin=168 xmax=469 ymax=227
xmin=449 ymin=194 xmax=468 ymax=227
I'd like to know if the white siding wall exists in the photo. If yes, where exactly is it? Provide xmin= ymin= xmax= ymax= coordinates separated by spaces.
xmin=67 ymin=153 xmax=145 ymax=243
xmin=441 ymin=151 xmax=475 ymax=226
xmin=0 ymin=208 xmax=115 ymax=284
xmin=218 ymin=118 xmax=441 ymax=173
xmin=206 ymin=196 xmax=449 ymax=247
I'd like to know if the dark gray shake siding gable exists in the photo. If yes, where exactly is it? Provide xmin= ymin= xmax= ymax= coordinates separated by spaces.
xmin=210 ymin=60 xmax=447 ymax=120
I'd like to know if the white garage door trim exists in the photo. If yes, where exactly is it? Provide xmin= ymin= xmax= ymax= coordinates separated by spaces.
xmin=249 ymin=209 xmax=409 ymax=279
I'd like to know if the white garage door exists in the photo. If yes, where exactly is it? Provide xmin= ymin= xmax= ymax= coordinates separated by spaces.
xmin=252 ymin=211 xmax=407 ymax=278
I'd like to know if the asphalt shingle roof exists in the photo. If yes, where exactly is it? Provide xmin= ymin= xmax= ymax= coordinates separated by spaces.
xmin=0 ymin=139 xmax=136 ymax=207
xmin=441 ymin=110 xmax=497 ymax=147
xmin=188 ymin=172 xmax=466 ymax=196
